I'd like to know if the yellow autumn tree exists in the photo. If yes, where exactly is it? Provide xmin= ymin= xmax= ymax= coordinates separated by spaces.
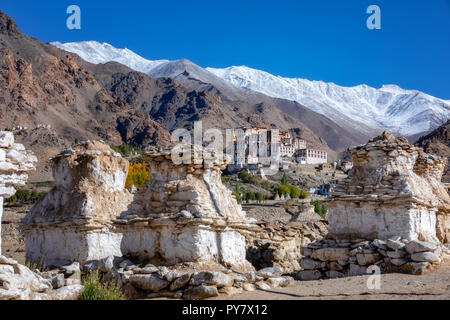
xmin=125 ymin=162 xmax=151 ymax=189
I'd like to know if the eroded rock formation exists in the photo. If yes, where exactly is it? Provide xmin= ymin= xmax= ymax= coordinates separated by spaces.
xmin=115 ymin=147 xmax=255 ymax=271
xmin=296 ymin=132 xmax=450 ymax=279
xmin=0 ymin=131 xmax=37 ymax=255
xmin=23 ymin=141 xmax=133 ymax=265
xmin=329 ymin=131 xmax=450 ymax=242
xmin=24 ymin=143 xmax=256 ymax=271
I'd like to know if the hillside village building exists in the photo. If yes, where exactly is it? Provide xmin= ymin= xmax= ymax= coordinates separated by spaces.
xmin=295 ymin=148 xmax=328 ymax=165
xmin=227 ymin=127 xmax=326 ymax=171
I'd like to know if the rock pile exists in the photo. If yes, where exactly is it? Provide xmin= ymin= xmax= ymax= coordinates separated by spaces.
xmin=78 ymin=255 xmax=293 ymax=300
xmin=23 ymin=141 xmax=133 ymax=266
xmin=0 ymin=255 xmax=84 ymax=300
xmin=329 ymin=131 xmax=450 ymax=242
xmin=296 ymin=238 xmax=443 ymax=280
xmin=246 ymin=220 xmax=328 ymax=273
xmin=0 ymin=131 xmax=37 ymax=255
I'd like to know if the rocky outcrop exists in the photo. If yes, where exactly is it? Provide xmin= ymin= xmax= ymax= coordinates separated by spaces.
xmin=23 ymin=141 xmax=133 ymax=266
xmin=0 ymin=131 xmax=37 ymax=255
xmin=328 ymin=131 xmax=450 ymax=242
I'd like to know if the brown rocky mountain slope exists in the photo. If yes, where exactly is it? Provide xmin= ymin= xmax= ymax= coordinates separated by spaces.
xmin=415 ymin=120 xmax=450 ymax=182
xmin=81 ymin=60 xmax=336 ymax=157
xmin=0 ymin=11 xmax=171 ymax=149
xmin=0 ymin=10 xmax=368 ymax=181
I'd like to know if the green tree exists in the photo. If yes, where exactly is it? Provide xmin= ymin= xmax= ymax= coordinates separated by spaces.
xmin=281 ymin=173 xmax=288 ymax=185
xmin=255 ymin=192 xmax=264 ymax=203
xmin=311 ymin=200 xmax=327 ymax=219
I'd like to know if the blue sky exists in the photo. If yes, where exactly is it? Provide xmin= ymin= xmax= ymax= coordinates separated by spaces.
xmin=2 ymin=0 xmax=450 ymax=99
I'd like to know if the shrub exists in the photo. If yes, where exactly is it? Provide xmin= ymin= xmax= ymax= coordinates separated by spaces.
xmin=125 ymin=163 xmax=151 ymax=189
xmin=311 ymin=200 xmax=327 ymax=219
xmin=15 ymin=189 xmax=31 ymax=202
xmin=275 ymin=184 xmax=301 ymax=199
xmin=275 ymin=185 xmax=290 ymax=197
xmin=298 ymin=189 xmax=309 ymax=199
xmin=232 ymin=191 xmax=242 ymax=204
xmin=260 ymin=180 xmax=271 ymax=190
xmin=5 ymin=189 xmax=46 ymax=205
xmin=111 ymin=143 xmax=141 ymax=157
xmin=247 ymin=191 xmax=256 ymax=201
xmin=221 ymin=176 xmax=231 ymax=183
xmin=81 ymin=271 xmax=124 ymax=300
xmin=238 ymin=171 xmax=263 ymax=185
xmin=255 ymin=192 xmax=264 ymax=203
xmin=5 ymin=194 xmax=17 ymax=204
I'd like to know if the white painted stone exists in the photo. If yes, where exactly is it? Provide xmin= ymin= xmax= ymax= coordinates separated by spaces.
xmin=25 ymin=228 xmax=122 ymax=266
xmin=328 ymin=132 xmax=449 ymax=242
xmin=0 ymin=132 xmax=14 ymax=148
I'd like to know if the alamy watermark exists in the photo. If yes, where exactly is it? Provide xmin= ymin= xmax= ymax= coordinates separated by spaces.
xmin=367 ymin=5 xmax=381 ymax=30
xmin=66 ymin=5 xmax=81 ymax=30
xmin=366 ymin=265 xmax=381 ymax=290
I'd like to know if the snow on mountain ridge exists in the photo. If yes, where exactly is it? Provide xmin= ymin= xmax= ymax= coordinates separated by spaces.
xmin=206 ymin=65 xmax=450 ymax=135
xmin=51 ymin=41 xmax=169 ymax=74
xmin=51 ymin=41 xmax=450 ymax=136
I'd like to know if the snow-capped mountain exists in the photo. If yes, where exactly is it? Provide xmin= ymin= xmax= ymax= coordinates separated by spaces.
xmin=52 ymin=41 xmax=168 ymax=74
xmin=206 ymin=66 xmax=450 ymax=136
xmin=52 ymin=41 xmax=450 ymax=136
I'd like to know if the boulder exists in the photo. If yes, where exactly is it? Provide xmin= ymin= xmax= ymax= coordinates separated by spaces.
xmin=242 ymin=283 xmax=256 ymax=291
xmin=386 ymin=250 xmax=407 ymax=259
xmin=218 ymin=286 xmax=243 ymax=296
xmin=311 ymin=248 xmax=349 ymax=262
xmin=183 ymin=285 xmax=219 ymax=300
xmin=325 ymin=270 xmax=345 ymax=279
xmin=390 ymin=258 xmax=408 ymax=266
xmin=190 ymin=271 xmax=233 ymax=288
xmin=386 ymin=239 xmax=406 ymax=251
xmin=165 ymin=270 xmax=179 ymax=282
xmin=170 ymin=273 xmax=192 ymax=291
xmin=256 ymin=266 xmax=284 ymax=279
xmin=255 ymin=282 xmax=271 ymax=290
xmin=129 ymin=274 xmax=169 ymax=292
xmin=300 ymin=258 xmax=321 ymax=270
xmin=372 ymin=239 xmax=387 ymax=250
xmin=50 ymin=285 xmax=84 ymax=300
xmin=295 ymin=270 xmax=322 ymax=281
xmin=51 ymin=274 xmax=65 ymax=289
xmin=405 ymin=241 xmax=438 ymax=254
xmin=400 ymin=262 xmax=430 ymax=275
xmin=356 ymin=253 xmax=382 ymax=266
xmin=348 ymin=264 xmax=367 ymax=276
xmin=410 ymin=252 xmax=441 ymax=263
xmin=266 ymin=276 xmax=293 ymax=288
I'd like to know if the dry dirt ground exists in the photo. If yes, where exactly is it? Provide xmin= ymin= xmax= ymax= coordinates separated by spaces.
xmin=3 ymin=206 xmax=450 ymax=300
xmin=213 ymin=261 xmax=450 ymax=300
xmin=1 ymin=205 xmax=28 ymax=264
